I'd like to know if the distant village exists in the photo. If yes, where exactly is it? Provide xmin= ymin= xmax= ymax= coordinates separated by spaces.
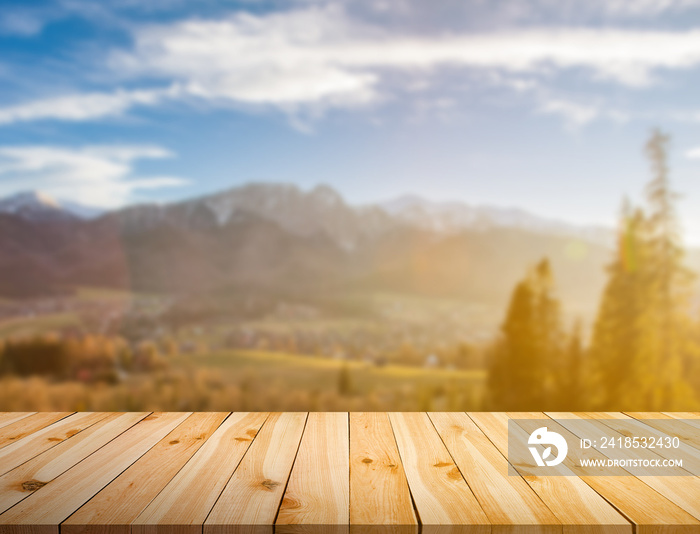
xmin=0 ymin=292 xmax=489 ymax=373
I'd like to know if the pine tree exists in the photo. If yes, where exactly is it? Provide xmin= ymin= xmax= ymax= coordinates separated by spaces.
xmin=487 ymin=258 xmax=563 ymax=410
xmin=590 ymin=206 xmax=656 ymax=409
xmin=556 ymin=319 xmax=586 ymax=410
xmin=644 ymin=130 xmax=695 ymax=407
xmin=590 ymin=130 xmax=696 ymax=410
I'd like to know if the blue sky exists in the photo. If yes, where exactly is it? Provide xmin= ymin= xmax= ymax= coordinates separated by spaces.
xmin=1 ymin=0 xmax=700 ymax=239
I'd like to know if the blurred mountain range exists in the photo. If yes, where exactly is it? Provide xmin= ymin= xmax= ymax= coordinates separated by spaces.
xmin=0 ymin=183 xmax=639 ymax=315
xmin=0 ymin=184 xmax=612 ymax=243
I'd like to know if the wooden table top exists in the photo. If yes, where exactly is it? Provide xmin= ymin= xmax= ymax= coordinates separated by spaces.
xmin=0 ymin=412 xmax=697 ymax=534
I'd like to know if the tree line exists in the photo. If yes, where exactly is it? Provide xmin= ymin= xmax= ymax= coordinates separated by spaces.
xmin=0 ymin=333 xmax=169 ymax=383
xmin=487 ymin=130 xmax=700 ymax=411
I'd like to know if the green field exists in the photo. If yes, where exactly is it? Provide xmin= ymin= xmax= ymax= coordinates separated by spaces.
xmin=0 ymin=313 xmax=82 ymax=338
xmin=73 ymin=286 xmax=137 ymax=302
xmin=185 ymin=349 xmax=487 ymax=397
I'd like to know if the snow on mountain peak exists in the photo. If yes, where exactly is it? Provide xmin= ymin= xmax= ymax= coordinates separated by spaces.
xmin=0 ymin=184 xmax=612 ymax=245
xmin=379 ymin=195 xmax=613 ymax=244
xmin=0 ymin=190 xmax=103 ymax=220
xmin=1 ymin=190 xmax=59 ymax=209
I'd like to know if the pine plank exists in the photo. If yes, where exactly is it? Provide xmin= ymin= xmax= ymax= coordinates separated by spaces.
xmin=387 ymin=412 xmax=489 ymax=531
xmin=0 ymin=411 xmax=695 ymax=533
xmin=583 ymin=412 xmax=700 ymax=475
xmin=542 ymin=413 xmax=689 ymax=476
xmin=0 ymin=412 xmax=108 ymax=477
xmin=276 ymin=412 xmax=349 ymax=534
xmin=0 ymin=413 xmax=73 ymax=450
xmin=0 ymin=413 xmax=35 ymax=432
xmin=63 ymin=412 xmax=229 ymax=534
xmin=205 ymin=412 xmax=308 ymax=534
xmin=541 ymin=413 xmax=700 ymax=534
xmin=469 ymin=412 xmax=631 ymax=534
xmin=0 ymin=413 xmax=145 ymax=516
xmin=0 ymin=412 xmax=189 ymax=534
xmin=662 ymin=413 xmax=700 ymax=431
xmin=349 ymin=412 xmax=417 ymax=534
xmin=429 ymin=411 xmax=560 ymax=534
xmin=625 ymin=412 xmax=700 ymax=451
xmin=132 ymin=412 xmax=269 ymax=534
xmin=568 ymin=413 xmax=700 ymax=519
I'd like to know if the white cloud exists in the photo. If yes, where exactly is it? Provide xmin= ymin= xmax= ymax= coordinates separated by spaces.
xmin=111 ymin=7 xmax=382 ymax=108
xmin=276 ymin=0 xmax=700 ymax=23
xmin=0 ymin=11 xmax=46 ymax=36
xmin=482 ymin=71 xmax=540 ymax=93
xmin=503 ymin=0 xmax=700 ymax=20
xmin=106 ymin=7 xmax=700 ymax=108
xmin=0 ymin=145 xmax=187 ymax=207
xmin=595 ymin=0 xmax=700 ymax=16
xmin=686 ymin=146 xmax=700 ymax=159
xmin=538 ymin=98 xmax=631 ymax=128
xmin=0 ymin=86 xmax=179 ymax=125
xmin=5 ymin=6 xmax=700 ymax=124
xmin=539 ymin=99 xmax=601 ymax=127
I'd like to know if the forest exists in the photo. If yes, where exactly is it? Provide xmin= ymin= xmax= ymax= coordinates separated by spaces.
xmin=489 ymin=130 xmax=700 ymax=411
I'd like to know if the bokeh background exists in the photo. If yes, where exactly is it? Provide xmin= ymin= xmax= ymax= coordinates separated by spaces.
xmin=1 ymin=0 xmax=700 ymax=411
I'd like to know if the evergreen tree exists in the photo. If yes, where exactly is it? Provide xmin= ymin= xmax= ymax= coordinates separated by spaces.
xmin=644 ymin=130 xmax=695 ymax=407
xmin=590 ymin=130 xmax=696 ymax=410
xmin=556 ymin=319 xmax=586 ymax=410
xmin=590 ymin=206 xmax=656 ymax=409
xmin=487 ymin=258 xmax=563 ymax=410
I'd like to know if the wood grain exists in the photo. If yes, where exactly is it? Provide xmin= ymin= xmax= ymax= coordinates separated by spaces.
xmin=276 ymin=412 xmax=349 ymax=534
xmin=63 ymin=412 xmax=229 ymax=534
xmin=429 ymin=411 xmax=559 ymax=534
xmin=132 ymin=412 xmax=269 ymax=534
xmin=662 ymin=413 xmax=700 ymax=431
xmin=205 ymin=412 xmax=307 ymax=534
xmin=0 ymin=412 xmax=188 ymax=534
xmin=0 ymin=413 xmax=35 ymax=431
xmin=470 ymin=412 xmax=631 ymax=534
xmin=349 ymin=412 xmax=417 ymax=534
xmin=388 ymin=412 xmax=489 ymax=531
xmin=0 ymin=412 xmax=146 ymax=516
xmin=625 ymin=412 xmax=700 ymax=451
xmin=544 ymin=413 xmax=700 ymax=534
xmin=0 ymin=412 xmax=108 ymax=477
xmin=0 ymin=412 xmax=693 ymax=534
xmin=544 ymin=413 xmax=689 ymax=476
xmin=582 ymin=412 xmax=700 ymax=475
xmin=0 ymin=413 xmax=73 ymax=450
xmin=570 ymin=412 xmax=700 ymax=519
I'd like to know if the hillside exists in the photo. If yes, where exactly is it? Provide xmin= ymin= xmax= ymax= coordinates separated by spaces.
xmin=0 ymin=183 xmax=618 ymax=318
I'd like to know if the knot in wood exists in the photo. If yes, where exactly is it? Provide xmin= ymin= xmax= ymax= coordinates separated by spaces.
xmin=22 ymin=480 xmax=47 ymax=491
xmin=261 ymin=479 xmax=280 ymax=490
